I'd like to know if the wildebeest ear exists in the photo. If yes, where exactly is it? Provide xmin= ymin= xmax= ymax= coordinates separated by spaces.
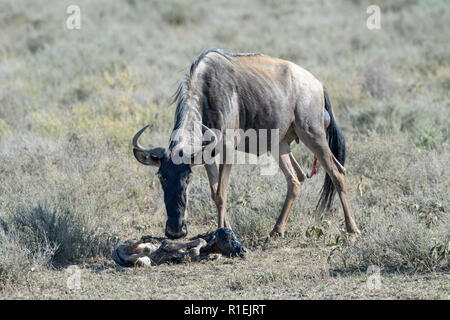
xmin=133 ymin=148 xmax=165 ymax=167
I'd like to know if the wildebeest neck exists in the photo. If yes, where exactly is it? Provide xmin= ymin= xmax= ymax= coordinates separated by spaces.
xmin=169 ymin=92 xmax=204 ymax=155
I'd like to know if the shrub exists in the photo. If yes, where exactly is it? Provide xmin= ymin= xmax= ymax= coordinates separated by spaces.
xmin=230 ymin=207 xmax=275 ymax=247
xmin=0 ymin=227 xmax=55 ymax=285
xmin=3 ymin=203 xmax=113 ymax=265
xmin=162 ymin=0 xmax=199 ymax=25
xmin=328 ymin=210 xmax=449 ymax=272
xmin=363 ymin=62 xmax=397 ymax=100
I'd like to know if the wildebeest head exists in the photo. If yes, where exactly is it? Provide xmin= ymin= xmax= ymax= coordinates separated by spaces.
xmin=132 ymin=124 xmax=216 ymax=239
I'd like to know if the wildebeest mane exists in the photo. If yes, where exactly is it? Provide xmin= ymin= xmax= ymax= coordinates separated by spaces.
xmin=169 ymin=49 xmax=263 ymax=149
xmin=188 ymin=48 xmax=263 ymax=78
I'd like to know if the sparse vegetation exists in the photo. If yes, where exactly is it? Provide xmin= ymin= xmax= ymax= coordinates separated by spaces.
xmin=0 ymin=0 xmax=448 ymax=299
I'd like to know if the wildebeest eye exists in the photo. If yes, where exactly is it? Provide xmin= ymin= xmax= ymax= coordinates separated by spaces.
xmin=157 ymin=173 xmax=167 ymax=184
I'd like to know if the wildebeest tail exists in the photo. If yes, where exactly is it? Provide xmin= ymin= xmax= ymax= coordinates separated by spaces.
xmin=317 ymin=88 xmax=346 ymax=211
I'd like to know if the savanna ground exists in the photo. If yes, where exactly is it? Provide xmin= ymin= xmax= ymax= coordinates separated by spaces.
xmin=0 ymin=0 xmax=448 ymax=299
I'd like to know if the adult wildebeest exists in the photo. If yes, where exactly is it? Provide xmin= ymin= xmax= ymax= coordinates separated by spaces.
xmin=132 ymin=49 xmax=359 ymax=239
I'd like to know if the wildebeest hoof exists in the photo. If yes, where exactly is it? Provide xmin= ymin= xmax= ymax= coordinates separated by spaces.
xmin=346 ymin=229 xmax=361 ymax=244
xmin=135 ymin=256 xmax=152 ymax=267
xmin=346 ymin=225 xmax=361 ymax=235
xmin=112 ymin=228 xmax=247 ymax=267
xmin=269 ymin=230 xmax=284 ymax=239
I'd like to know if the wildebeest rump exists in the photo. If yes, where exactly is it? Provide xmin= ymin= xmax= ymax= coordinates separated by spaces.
xmin=132 ymin=49 xmax=359 ymax=239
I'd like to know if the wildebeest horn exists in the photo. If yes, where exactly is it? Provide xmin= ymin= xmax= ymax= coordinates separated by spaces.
xmin=132 ymin=125 xmax=165 ymax=166
xmin=133 ymin=124 xmax=152 ymax=151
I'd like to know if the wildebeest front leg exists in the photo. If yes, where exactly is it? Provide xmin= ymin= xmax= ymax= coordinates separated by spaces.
xmin=205 ymin=163 xmax=219 ymax=203
xmin=270 ymin=143 xmax=305 ymax=238
xmin=216 ymin=163 xmax=232 ymax=229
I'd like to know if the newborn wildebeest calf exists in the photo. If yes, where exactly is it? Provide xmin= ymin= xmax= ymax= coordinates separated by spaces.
xmin=113 ymin=228 xmax=248 ymax=267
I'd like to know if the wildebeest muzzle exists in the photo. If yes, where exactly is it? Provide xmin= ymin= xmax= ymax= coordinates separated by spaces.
xmin=165 ymin=218 xmax=188 ymax=239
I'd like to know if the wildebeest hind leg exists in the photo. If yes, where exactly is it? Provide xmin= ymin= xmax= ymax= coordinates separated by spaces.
xmin=289 ymin=153 xmax=307 ymax=182
xmin=296 ymin=128 xmax=359 ymax=234
xmin=270 ymin=143 xmax=303 ymax=238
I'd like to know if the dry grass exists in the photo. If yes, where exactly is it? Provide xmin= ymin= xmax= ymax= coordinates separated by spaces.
xmin=0 ymin=0 xmax=448 ymax=299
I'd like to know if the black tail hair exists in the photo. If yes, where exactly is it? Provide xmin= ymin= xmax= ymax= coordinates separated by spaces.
xmin=317 ymin=88 xmax=346 ymax=211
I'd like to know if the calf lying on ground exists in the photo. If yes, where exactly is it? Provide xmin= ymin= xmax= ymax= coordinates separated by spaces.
xmin=112 ymin=228 xmax=248 ymax=267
